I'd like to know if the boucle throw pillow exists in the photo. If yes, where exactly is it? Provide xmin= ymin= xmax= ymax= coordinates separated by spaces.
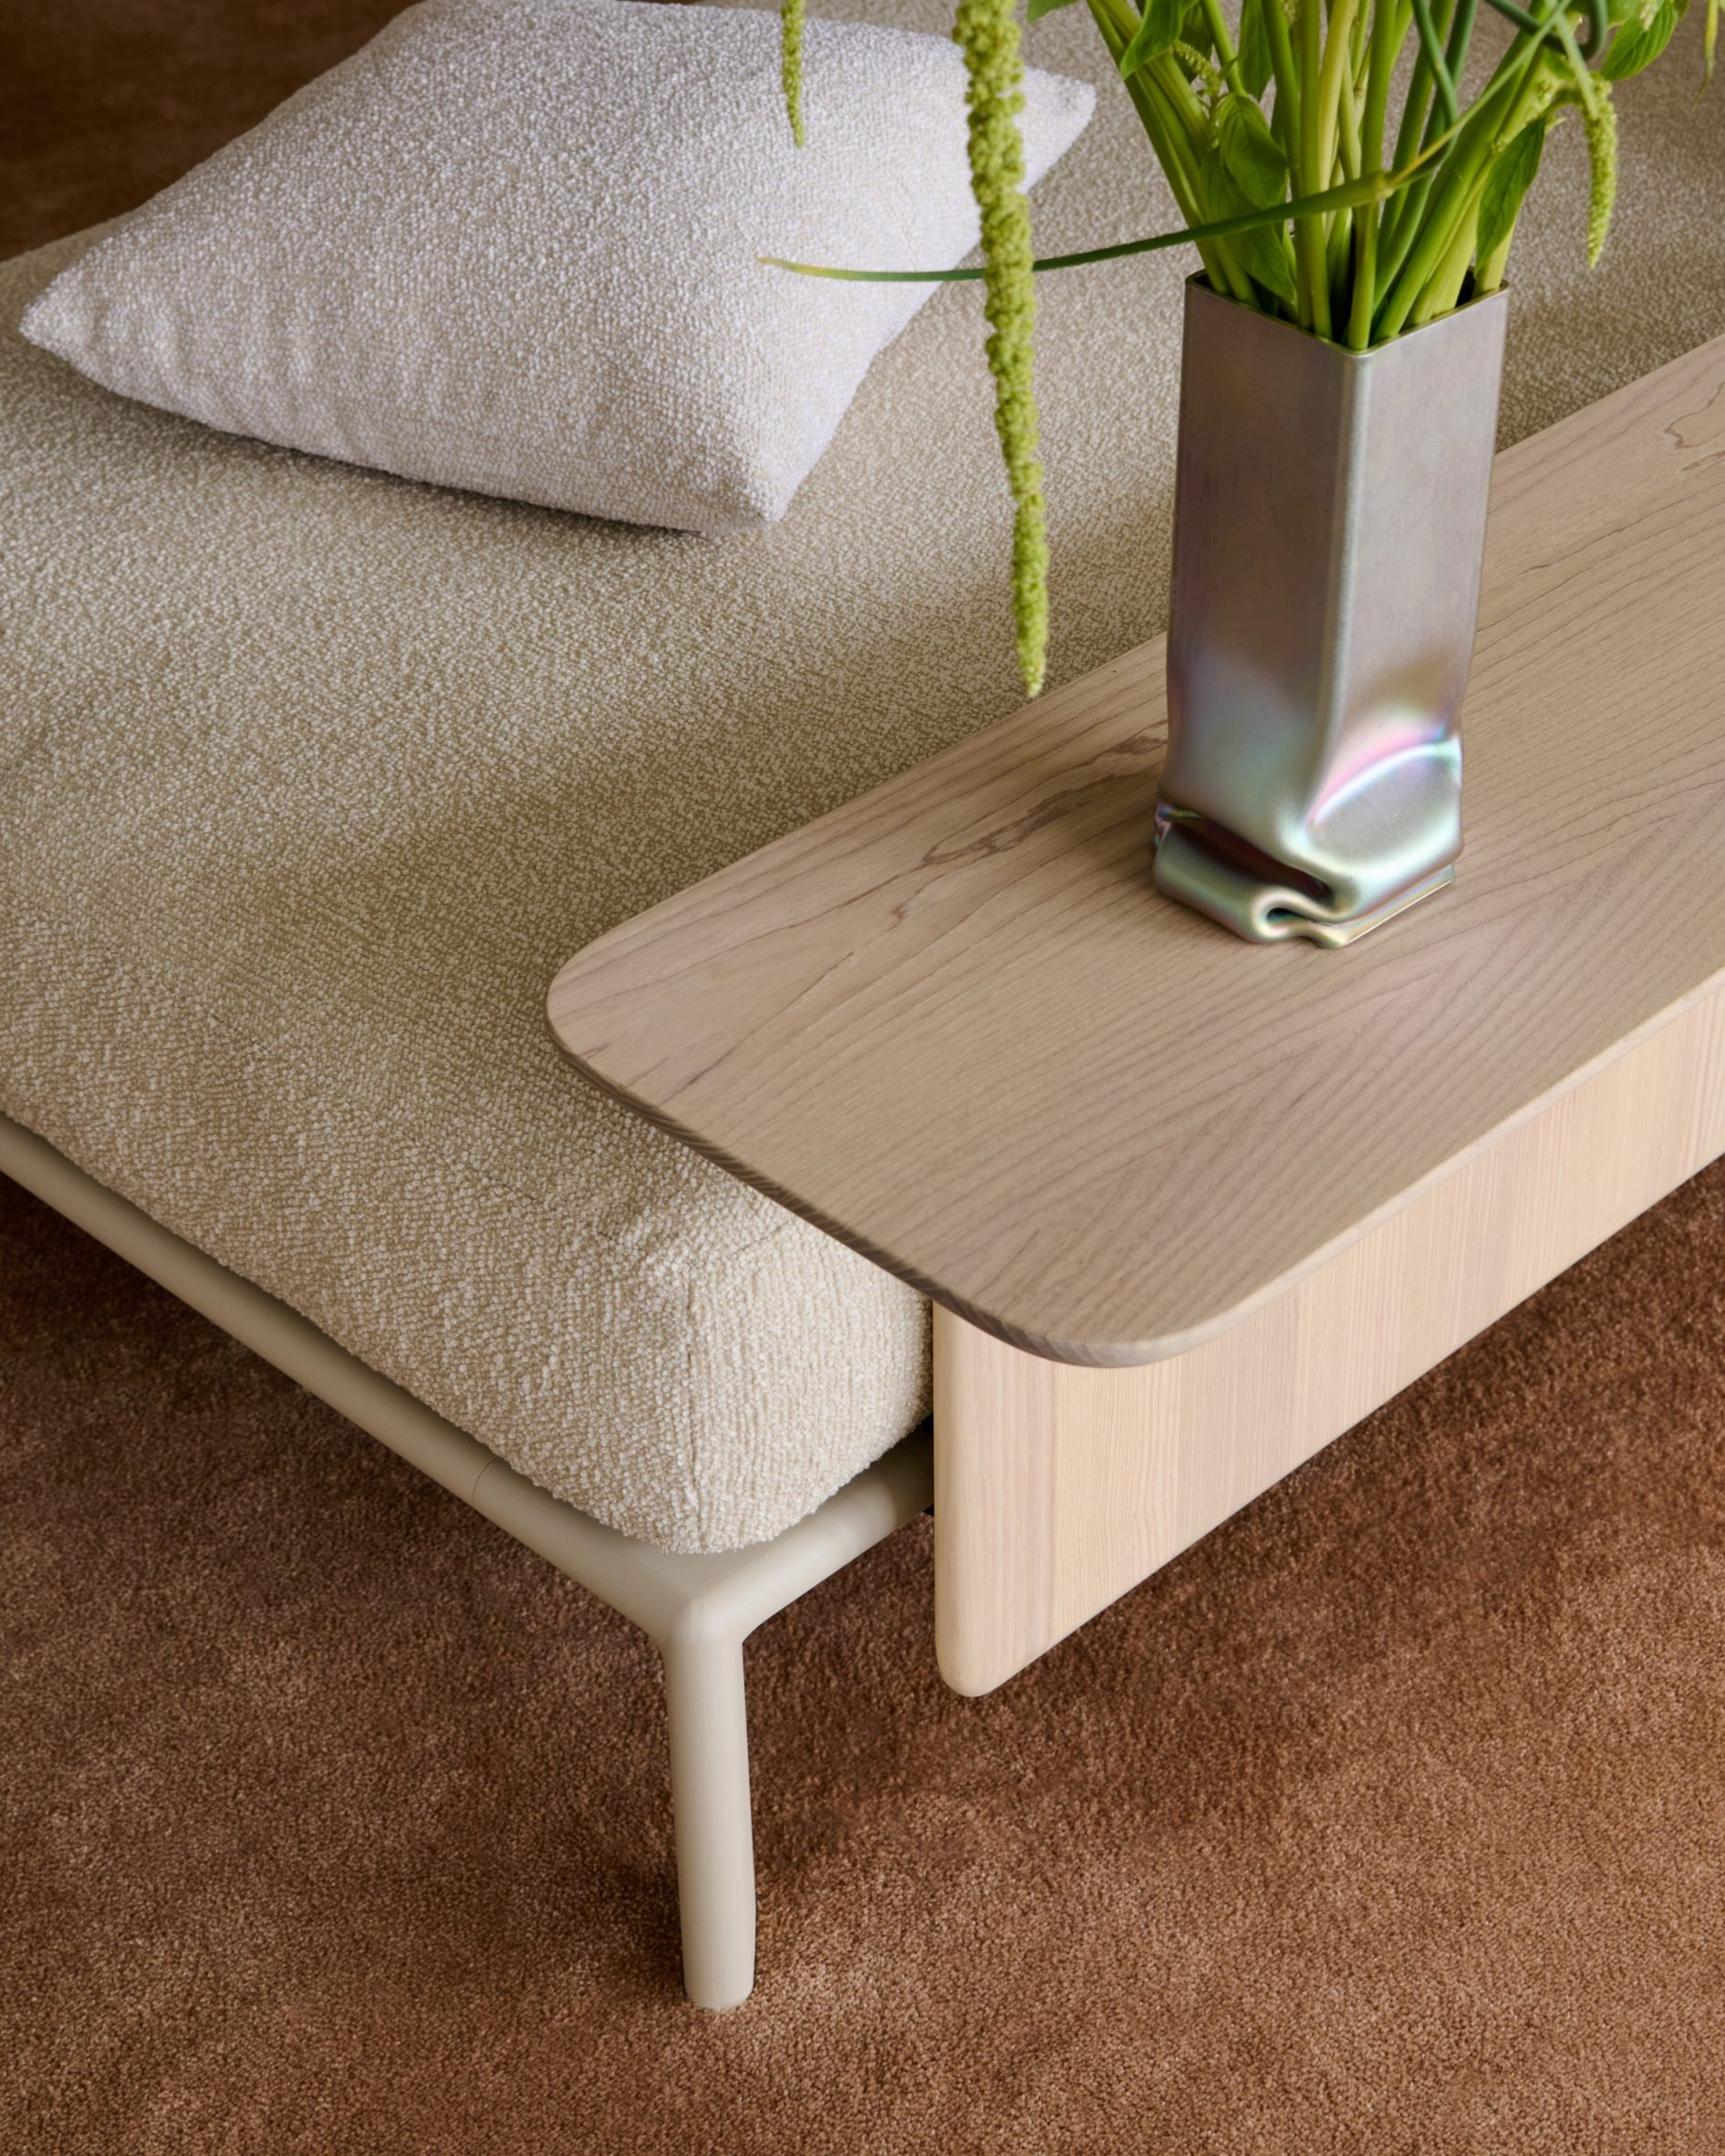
xmin=21 ymin=0 xmax=1093 ymax=534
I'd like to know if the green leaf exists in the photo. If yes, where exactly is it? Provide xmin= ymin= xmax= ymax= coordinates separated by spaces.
xmin=1117 ymin=0 xmax=1187 ymax=76
xmin=1476 ymin=118 xmax=1547 ymax=263
xmin=1236 ymin=0 xmax=1276 ymax=98
xmin=1202 ymin=147 xmax=1297 ymax=301
xmin=1216 ymin=91 xmax=1289 ymax=205
xmin=1026 ymin=0 xmax=1079 ymax=20
xmin=764 ymin=164 xmax=1425 ymax=285
xmin=1706 ymin=0 xmax=1720 ymax=89
xmin=1600 ymin=0 xmax=1678 ymax=76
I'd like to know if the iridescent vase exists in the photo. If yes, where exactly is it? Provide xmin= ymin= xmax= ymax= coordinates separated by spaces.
xmin=1154 ymin=276 xmax=1509 ymax=947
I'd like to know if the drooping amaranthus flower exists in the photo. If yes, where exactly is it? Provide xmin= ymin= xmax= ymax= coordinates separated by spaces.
xmin=781 ymin=0 xmax=806 ymax=148
xmin=1584 ymin=86 xmax=1618 ymax=266
xmin=953 ymin=0 xmax=1049 ymax=697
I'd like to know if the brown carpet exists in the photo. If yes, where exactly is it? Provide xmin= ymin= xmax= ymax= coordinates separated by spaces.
xmin=0 ymin=0 xmax=407 ymax=260
xmin=5 ymin=4 xmax=1725 ymax=2149
xmin=5 ymin=1156 xmax=1725 ymax=2153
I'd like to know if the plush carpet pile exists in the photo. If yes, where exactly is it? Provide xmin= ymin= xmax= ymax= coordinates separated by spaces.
xmin=6 ymin=1136 xmax=1725 ymax=2154
xmin=5 ymin=3 xmax=1724 ymax=2150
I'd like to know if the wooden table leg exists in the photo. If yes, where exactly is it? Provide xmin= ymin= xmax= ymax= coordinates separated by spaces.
xmin=934 ymin=986 xmax=1725 ymax=1696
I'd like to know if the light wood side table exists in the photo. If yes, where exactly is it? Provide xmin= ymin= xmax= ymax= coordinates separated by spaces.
xmin=550 ymin=335 xmax=1725 ymax=1697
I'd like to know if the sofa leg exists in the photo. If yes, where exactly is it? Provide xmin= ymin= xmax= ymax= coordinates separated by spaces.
xmin=660 ymin=1628 xmax=756 ymax=2008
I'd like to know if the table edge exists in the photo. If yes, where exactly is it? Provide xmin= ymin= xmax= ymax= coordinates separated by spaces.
xmin=547 ymin=951 xmax=1725 ymax=1366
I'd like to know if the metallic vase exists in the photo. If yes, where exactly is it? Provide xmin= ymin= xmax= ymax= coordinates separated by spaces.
xmin=1154 ymin=278 xmax=1509 ymax=947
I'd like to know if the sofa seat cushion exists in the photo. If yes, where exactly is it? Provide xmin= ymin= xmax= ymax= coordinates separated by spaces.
xmin=3 ymin=0 xmax=1720 ymax=1551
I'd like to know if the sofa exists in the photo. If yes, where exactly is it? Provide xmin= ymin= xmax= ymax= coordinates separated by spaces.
xmin=5 ymin=0 xmax=1721 ymax=2004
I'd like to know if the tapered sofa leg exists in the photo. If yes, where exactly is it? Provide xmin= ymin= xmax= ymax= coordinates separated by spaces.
xmin=660 ymin=1626 xmax=756 ymax=2008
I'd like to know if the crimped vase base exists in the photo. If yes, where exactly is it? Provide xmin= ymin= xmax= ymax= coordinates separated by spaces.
xmin=1152 ymin=809 xmax=1455 ymax=948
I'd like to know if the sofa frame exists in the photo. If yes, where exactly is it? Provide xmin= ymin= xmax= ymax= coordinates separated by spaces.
xmin=0 ymin=1112 xmax=932 ymax=2012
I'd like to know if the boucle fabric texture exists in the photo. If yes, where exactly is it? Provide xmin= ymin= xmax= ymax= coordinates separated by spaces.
xmin=16 ymin=0 xmax=1093 ymax=534
xmin=4 ymin=0 xmax=1722 ymax=1551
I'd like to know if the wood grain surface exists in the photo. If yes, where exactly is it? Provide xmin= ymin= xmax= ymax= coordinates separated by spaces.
xmin=547 ymin=337 xmax=1725 ymax=1366
xmin=934 ymin=982 xmax=1725 ymax=1692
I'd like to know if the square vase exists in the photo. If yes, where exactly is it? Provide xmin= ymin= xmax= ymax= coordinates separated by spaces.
xmin=1154 ymin=277 xmax=1509 ymax=947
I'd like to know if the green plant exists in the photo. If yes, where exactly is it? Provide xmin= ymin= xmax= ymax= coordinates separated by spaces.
xmin=782 ymin=0 xmax=808 ymax=147
xmin=774 ymin=0 xmax=1713 ymax=693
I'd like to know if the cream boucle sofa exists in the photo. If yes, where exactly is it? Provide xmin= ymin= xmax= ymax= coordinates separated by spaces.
xmin=5 ymin=0 xmax=1721 ymax=2006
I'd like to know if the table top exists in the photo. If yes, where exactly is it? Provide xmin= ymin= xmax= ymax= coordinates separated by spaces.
xmin=548 ymin=337 xmax=1725 ymax=1366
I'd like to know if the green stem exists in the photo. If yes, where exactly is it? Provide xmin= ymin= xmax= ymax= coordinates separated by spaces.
xmin=1377 ymin=0 xmax=1456 ymax=268
xmin=1374 ymin=171 xmax=1431 ymax=290
xmin=1315 ymin=0 xmax=1362 ymax=186
xmin=1263 ymin=0 xmax=1304 ymax=150
xmin=1362 ymin=0 xmax=1407 ymax=174
xmin=1475 ymin=206 xmax=1515 ymax=292
xmin=1082 ymin=0 xmax=1231 ymax=291
xmin=1151 ymin=49 xmax=1220 ymax=169
xmin=1346 ymin=0 xmax=1407 ymax=347
xmin=1326 ymin=192 xmax=1355 ymax=301
xmin=1394 ymin=0 xmax=1457 ymax=157
xmin=1297 ymin=0 xmax=1334 ymax=333
xmin=1439 ymin=0 xmax=1483 ymax=109
xmin=1197 ymin=0 xmax=1250 ymax=98
xmin=1145 ymin=58 xmax=1262 ymax=304
xmin=1408 ymin=0 xmax=1460 ymax=127
xmin=1259 ymin=0 xmax=1308 ymax=316
xmin=764 ymin=167 xmax=1417 ymax=282
xmin=1346 ymin=196 xmax=1378 ymax=345
xmin=1410 ymin=188 xmax=1480 ymax=319
xmin=1372 ymin=34 xmax=1541 ymax=336
xmin=1336 ymin=49 xmax=1364 ymax=181
xmin=1087 ymin=0 xmax=1252 ymax=295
